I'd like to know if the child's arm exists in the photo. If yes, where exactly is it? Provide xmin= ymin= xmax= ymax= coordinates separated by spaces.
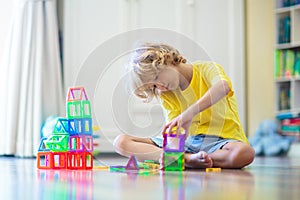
xmin=163 ymin=79 xmax=231 ymax=135
xmin=192 ymin=79 xmax=231 ymax=115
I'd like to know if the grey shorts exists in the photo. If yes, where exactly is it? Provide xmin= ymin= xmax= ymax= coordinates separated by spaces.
xmin=151 ymin=134 xmax=238 ymax=154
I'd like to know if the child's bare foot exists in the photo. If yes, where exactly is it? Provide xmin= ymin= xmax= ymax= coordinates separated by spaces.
xmin=185 ymin=151 xmax=213 ymax=169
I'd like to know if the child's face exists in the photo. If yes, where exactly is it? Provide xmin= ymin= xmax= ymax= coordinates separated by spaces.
xmin=149 ymin=66 xmax=180 ymax=92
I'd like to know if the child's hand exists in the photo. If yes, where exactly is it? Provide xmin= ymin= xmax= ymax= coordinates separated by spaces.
xmin=162 ymin=106 xmax=195 ymax=135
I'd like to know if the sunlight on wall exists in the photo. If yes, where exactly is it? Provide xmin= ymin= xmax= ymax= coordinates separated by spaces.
xmin=246 ymin=0 xmax=274 ymax=136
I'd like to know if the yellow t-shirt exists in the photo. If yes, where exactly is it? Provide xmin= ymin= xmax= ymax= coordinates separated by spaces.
xmin=159 ymin=61 xmax=249 ymax=144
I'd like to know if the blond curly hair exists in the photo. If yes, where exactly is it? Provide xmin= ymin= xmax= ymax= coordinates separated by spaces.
xmin=129 ymin=43 xmax=187 ymax=102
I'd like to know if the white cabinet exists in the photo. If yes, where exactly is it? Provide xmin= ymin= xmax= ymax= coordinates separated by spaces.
xmin=62 ymin=0 xmax=246 ymax=152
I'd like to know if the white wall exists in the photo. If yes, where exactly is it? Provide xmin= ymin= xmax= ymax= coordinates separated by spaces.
xmin=62 ymin=0 xmax=246 ymax=151
xmin=246 ymin=0 xmax=274 ymax=136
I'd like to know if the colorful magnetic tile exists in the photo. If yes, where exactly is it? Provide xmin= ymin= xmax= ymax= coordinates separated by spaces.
xmin=81 ymin=100 xmax=92 ymax=118
xmin=69 ymin=135 xmax=93 ymax=152
xmin=67 ymin=101 xmax=82 ymax=119
xmin=38 ymin=137 xmax=50 ymax=152
xmin=138 ymin=163 xmax=150 ymax=169
xmin=66 ymin=86 xmax=88 ymax=102
xmin=66 ymin=100 xmax=91 ymax=119
xmin=69 ymin=136 xmax=83 ymax=152
xmin=163 ymin=133 xmax=185 ymax=152
xmin=93 ymin=166 xmax=109 ymax=170
xmin=53 ymin=118 xmax=73 ymax=134
xmin=45 ymin=135 xmax=69 ymax=152
xmin=37 ymin=152 xmax=68 ymax=170
xmin=110 ymin=166 xmax=126 ymax=172
xmin=67 ymin=152 xmax=93 ymax=170
xmin=37 ymin=152 xmax=53 ymax=169
xmin=52 ymin=152 xmax=68 ymax=169
xmin=69 ymin=118 xmax=93 ymax=135
xmin=163 ymin=152 xmax=184 ymax=171
xmin=206 ymin=168 xmax=221 ymax=172
xmin=140 ymin=162 xmax=160 ymax=170
xmin=80 ymin=118 xmax=93 ymax=135
xmin=126 ymin=155 xmax=139 ymax=170
xmin=144 ymin=160 xmax=159 ymax=164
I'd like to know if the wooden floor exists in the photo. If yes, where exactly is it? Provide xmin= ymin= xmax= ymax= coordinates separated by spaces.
xmin=0 ymin=154 xmax=300 ymax=200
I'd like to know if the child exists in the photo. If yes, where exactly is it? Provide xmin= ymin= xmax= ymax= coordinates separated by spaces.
xmin=113 ymin=43 xmax=255 ymax=169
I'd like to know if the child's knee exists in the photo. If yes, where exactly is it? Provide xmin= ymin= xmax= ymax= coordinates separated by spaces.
xmin=232 ymin=144 xmax=255 ymax=168
xmin=245 ymin=145 xmax=255 ymax=164
xmin=113 ymin=134 xmax=129 ymax=151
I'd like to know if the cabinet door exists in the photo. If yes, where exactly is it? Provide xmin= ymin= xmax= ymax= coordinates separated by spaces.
xmin=63 ymin=0 xmax=121 ymax=89
xmin=63 ymin=0 xmax=124 ymax=152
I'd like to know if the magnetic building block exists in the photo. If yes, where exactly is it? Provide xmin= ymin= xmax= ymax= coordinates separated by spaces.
xmin=45 ymin=135 xmax=69 ymax=152
xmin=37 ymin=152 xmax=68 ymax=169
xmin=163 ymin=133 xmax=185 ymax=152
xmin=66 ymin=101 xmax=91 ymax=119
xmin=68 ymin=118 xmax=92 ymax=135
xmin=38 ymin=137 xmax=50 ymax=152
xmin=162 ymin=128 xmax=185 ymax=171
xmin=126 ymin=155 xmax=139 ymax=170
xmin=67 ymin=86 xmax=89 ymax=102
xmin=67 ymin=152 xmax=93 ymax=170
xmin=66 ymin=87 xmax=91 ymax=119
xmin=163 ymin=152 xmax=184 ymax=171
xmin=37 ymin=86 xmax=94 ymax=170
xmin=206 ymin=168 xmax=221 ymax=172
xmin=53 ymin=118 xmax=74 ymax=134
xmin=69 ymin=135 xmax=93 ymax=152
